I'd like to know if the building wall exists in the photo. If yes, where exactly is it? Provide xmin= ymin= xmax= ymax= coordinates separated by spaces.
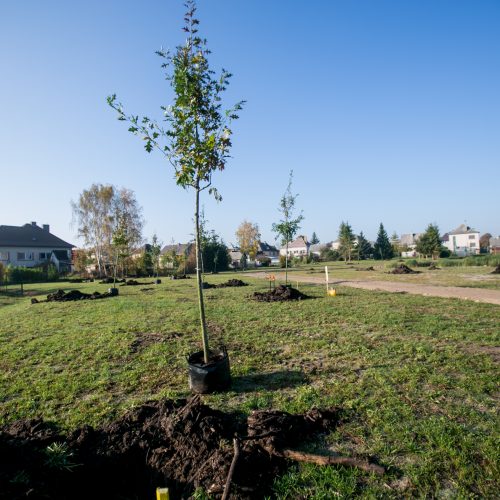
xmin=0 ymin=247 xmax=70 ymax=268
xmin=443 ymin=233 xmax=480 ymax=256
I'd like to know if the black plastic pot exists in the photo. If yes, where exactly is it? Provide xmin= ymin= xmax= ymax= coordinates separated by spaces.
xmin=187 ymin=346 xmax=231 ymax=394
xmin=155 ymin=279 xmax=161 ymax=285
xmin=108 ymin=287 xmax=119 ymax=296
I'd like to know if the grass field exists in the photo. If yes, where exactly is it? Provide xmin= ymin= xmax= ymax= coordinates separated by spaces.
xmin=0 ymin=275 xmax=499 ymax=497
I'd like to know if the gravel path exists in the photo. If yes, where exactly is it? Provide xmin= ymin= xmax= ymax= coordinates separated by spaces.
xmin=247 ymin=272 xmax=500 ymax=306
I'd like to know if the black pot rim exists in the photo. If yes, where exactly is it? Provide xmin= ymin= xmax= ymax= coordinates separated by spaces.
xmin=187 ymin=345 xmax=228 ymax=367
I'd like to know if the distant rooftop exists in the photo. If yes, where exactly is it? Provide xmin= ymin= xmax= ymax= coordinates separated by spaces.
xmin=448 ymin=224 xmax=479 ymax=235
xmin=0 ymin=222 xmax=74 ymax=248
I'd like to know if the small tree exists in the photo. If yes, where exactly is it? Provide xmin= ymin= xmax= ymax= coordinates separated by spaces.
xmin=272 ymin=171 xmax=303 ymax=285
xmin=310 ymin=232 xmax=320 ymax=244
xmin=111 ymin=214 xmax=130 ymax=288
xmin=338 ymin=221 xmax=355 ymax=262
xmin=373 ymin=223 xmax=394 ymax=260
xmin=356 ymin=231 xmax=373 ymax=260
xmin=150 ymin=234 xmax=162 ymax=277
xmin=416 ymin=224 xmax=442 ymax=259
xmin=108 ymin=1 xmax=244 ymax=364
xmin=390 ymin=231 xmax=401 ymax=256
xmin=235 ymin=220 xmax=261 ymax=269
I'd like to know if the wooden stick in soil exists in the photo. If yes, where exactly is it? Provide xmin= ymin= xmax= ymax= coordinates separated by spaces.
xmin=281 ymin=448 xmax=385 ymax=475
xmin=222 ymin=437 xmax=240 ymax=500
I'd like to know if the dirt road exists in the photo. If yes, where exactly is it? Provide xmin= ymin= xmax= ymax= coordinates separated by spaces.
xmin=247 ymin=272 xmax=500 ymax=306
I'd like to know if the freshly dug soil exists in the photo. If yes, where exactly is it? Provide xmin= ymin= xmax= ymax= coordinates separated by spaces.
xmin=171 ymin=275 xmax=191 ymax=280
xmin=0 ymin=396 xmax=339 ymax=500
xmin=356 ymin=266 xmax=375 ymax=271
xmin=31 ymin=289 xmax=115 ymax=304
xmin=99 ymin=277 xmax=125 ymax=284
xmin=390 ymin=264 xmax=420 ymax=275
xmin=491 ymin=265 xmax=500 ymax=274
xmin=121 ymin=279 xmax=154 ymax=286
xmin=428 ymin=263 xmax=440 ymax=270
xmin=203 ymin=279 xmax=248 ymax=290
xmin=253 ymin=285 xmax=309 ymax=302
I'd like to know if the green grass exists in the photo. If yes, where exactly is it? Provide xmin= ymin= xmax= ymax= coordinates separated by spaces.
xmin=0 ymin=276 xmax=499 ymax=497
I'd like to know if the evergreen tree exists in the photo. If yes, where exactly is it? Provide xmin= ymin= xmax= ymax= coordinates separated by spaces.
xmin=416 ymin=223 xmax=442 ymax=259
xmin=373 ymin=223 xmax=394 ymax=260
xmin=338 ymin=221 xmax=355 ymax=262
xmin=356 ymin=231 xmax=373 ymax=260
xmin=310 ymin=232 xmax=320 ymax=244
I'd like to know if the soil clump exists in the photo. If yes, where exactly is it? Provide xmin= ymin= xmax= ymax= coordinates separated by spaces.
xmin=121 ymin=279 xmax=154 ymax=286
xmin=253 ymin=285 xmax=309 ymax=302
xmin=389 ymin=264 xmax=420 ymax=275
xmin=31 ymin=289 xmax=115 ymax=304
xmin=491 ymin=265 xmax=500 ymax=274
xmin=203 ymin=279 xmax=248 ymax=290
xmin=0 ymin=396 xmax=340 ymax=500
xmin=99 ymin=277 xmax=125 ymax=284
xmin=356 ymin=266 xmax=375 ymax=271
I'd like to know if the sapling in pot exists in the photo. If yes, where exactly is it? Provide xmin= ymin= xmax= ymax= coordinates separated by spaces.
xmin=108 ymin=1 xmax=244 ymax=392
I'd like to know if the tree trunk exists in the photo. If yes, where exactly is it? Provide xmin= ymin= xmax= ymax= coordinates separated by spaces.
xmin=285 ymin=241 xmax=289 ymax=286
xmin=195 ymin=185 xmax=210 ymax=364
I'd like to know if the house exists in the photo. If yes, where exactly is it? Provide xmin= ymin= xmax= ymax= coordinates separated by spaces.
xmin=160 ymin=242 xmax=194 ymax=268
xmin=489 ymin=236 xmax=500 ymax=255
xmin=0 ymin=222 xmax=74 ymax=272
xmin=257 ymin=241 xmax=279 ymax=259
xmin=228 ymin=248 xmax=243 ymax=268
xmin=279 ymin=236 xmax=310 ymax=257
xmin=400 ymin=233 xmax=423 ymax=258
xmin=442 ymin=224 xmax=480 ymax=256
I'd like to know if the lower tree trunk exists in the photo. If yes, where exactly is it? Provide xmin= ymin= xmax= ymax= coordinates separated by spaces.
xmin=285 ymin=241 xmax=289 ymax=286
xmin=195 ymin=186 xmax=210 ymax=364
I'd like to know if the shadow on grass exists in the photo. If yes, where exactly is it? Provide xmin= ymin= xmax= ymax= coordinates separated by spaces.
xmin=232 ymin=370 xmax=309 ymax=393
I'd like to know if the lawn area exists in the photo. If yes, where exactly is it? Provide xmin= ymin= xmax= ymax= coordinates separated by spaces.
xmin=0 ymin=275 xmax=499 ymax=497
xmin=252 ymin=260 xmax=500 ymax=290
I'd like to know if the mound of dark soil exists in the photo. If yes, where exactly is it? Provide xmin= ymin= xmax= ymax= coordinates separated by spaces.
xmin=0 ymin=397 xmax=339 ymax=500
xmin=356 ymin=266 xmax=375 ymax=271
xmin=253 ymin=285 xmax=309 ymax=302
xmin=99 ymin=277 xmax=125 ymax=284
xmin=171 ymin=275 xmax=191 ymax=280
xmin=204 ymin=279 xmax=248 ymax=290
xmin=428 ymin=263 xmax=440 ymax=270
xmin=121 ymin=280 xmax=154 ymax=286
xmin=390 ymin=264 xmax=420 ymax=275
xmin=491 ymin=265 xmax=500 ymax=274
xmin=31 ymin=289 xmax=115 ymax=304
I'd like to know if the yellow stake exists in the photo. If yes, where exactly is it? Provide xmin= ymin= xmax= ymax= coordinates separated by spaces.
xmin=157 ymin=487 xmax=170 ymax=500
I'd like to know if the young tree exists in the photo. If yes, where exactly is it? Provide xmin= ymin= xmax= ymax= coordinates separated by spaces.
xmin=416 ymin=223 xmax=442 ymax=259
xmin=390 ymin=231 xmax=401 ymax=256
xmin=235 ymin=220 xmax=261 ymax=269
xmin=73 ymin=249 xmax=91 ymax=275
xmin=150 ymin=234 xmax=162 ymax=277
xmin=310 ymin=232 xmax=320 ymax=244
xmin=110 ymin=213 xmax=130 ymax=288
xmin=272 ymin=171 xmax=304 ymax=285
xmin=108 ymin=1 xmax=244 ymax=364
xmin=356 ymin=231 xmax=373 ymax=260
xmin=338 ymin=221 xmax=355 ymax=262
xmin=373 ymin=223 xmax=394 ymax=260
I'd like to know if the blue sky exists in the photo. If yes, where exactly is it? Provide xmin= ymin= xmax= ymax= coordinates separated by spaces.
xmin=1 ymin=0 xmax=499 ymax=247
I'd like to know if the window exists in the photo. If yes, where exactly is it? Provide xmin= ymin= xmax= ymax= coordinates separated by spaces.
xmin=470 ymin=242 xmax=476 ymax=248
xmin=17 ymin=252 xmax=33 ymax=261
xmin=469 ymin=235 xmax=475 ymax=240
xmin=39 ymin=252 xmax=48 ymax=260
xmin=0 ymin=251 xmax=8 ymax=260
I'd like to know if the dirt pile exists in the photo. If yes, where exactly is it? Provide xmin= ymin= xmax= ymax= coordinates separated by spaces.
xmin=253 ymin=285 xmax=309 ymax=302
xmin=99 ymin=277 xmax=125 ymax=284
xmin=356 ymin=266 xmax=375 ymax=271
xmin=121 ymin=279 xmax=154 ymax=286
xmin=491 ymin=265 xmax=500 ymax=274
xmin=428 ymin=263 xmax=440 ymax=270
xmin=390 ymin=264 xmax=420 ymax=275
xmin=171 ymin=275 xmax=191 ymax=280
xmin=0 ymin=397 xmax=340 ymax=500
xmin=31 ymin=289 xmax=116 ymax=304
xmin=203 ymin=279 xmax=248 ymax=290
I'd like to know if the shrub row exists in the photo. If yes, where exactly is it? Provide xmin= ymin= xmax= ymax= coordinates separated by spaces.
xmin=1 ymin=265 xmax=59 ymax=284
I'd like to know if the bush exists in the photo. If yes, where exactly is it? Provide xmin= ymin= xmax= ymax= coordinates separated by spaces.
xmin=279 ymin=255 xmax=291 ymax=268
xmin=405 ymin=259 xmax=418 ymax=267
xmin=256 ymin=256 xmax=271 ymax=267
xmin=6 ymin=266 xmax=47 ymax=283
xmin=0 ymin=262 xmax=4 ymax=282
xmin=47 ymin=264 xmax=59 ymax=281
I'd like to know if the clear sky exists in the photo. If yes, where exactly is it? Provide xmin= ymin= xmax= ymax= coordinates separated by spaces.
xmin=1 ymin=0 xmax=499 ymax=247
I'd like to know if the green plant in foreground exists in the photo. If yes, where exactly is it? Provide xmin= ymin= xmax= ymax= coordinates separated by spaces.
xmin=44 ymin=442 xmax=79 ymax=471
xmin=108 ymin=1 xmax=244 ymax=363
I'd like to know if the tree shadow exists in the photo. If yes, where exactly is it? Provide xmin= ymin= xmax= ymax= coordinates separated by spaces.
xmin=231 ymin=370 xmax=309 ymax=393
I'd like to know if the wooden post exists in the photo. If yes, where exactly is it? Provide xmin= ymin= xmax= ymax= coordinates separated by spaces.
xmin=325 ymin=266 xmax=329 ymax=293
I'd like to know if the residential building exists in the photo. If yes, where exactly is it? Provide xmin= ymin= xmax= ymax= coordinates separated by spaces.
xmin=160 ymin=242 xmax=194 ymax=268
xmin=442 ymin=224 xmax=480 ymax=256
xmin=257 ymin=241 xmax=279 ymax=258
xmin=279 ymin=236 xmax=310 ymax=257
xmin=400 ymin=233 xmax=423 ymax=258
xmin=489 ymin=236 xmax=500 ymax=255
xmin=0 ymin=222 xmax=74 ymax=272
